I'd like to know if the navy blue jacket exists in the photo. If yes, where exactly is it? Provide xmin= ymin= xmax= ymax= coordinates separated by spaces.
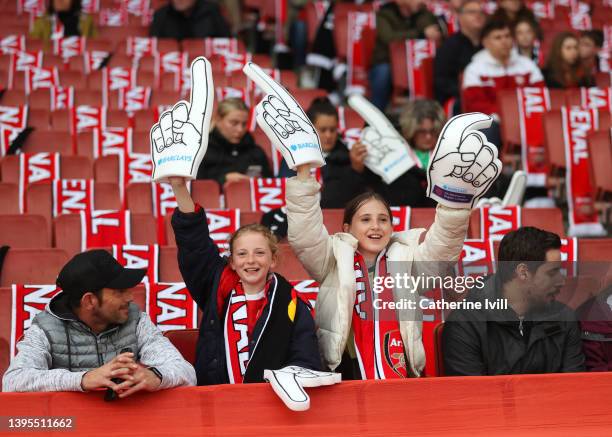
xmin=172 ymin=207 xmax=321 ymax=385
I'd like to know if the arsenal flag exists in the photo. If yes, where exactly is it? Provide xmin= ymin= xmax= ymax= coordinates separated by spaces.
xmin=146 ymin=282 xmax=198 ymax=331
xmin=10 ymin=284 xmax=62 ymax=357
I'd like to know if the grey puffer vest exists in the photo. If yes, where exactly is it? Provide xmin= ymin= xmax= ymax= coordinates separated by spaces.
xmin=33 ymin=293 xmax=141 ymax=371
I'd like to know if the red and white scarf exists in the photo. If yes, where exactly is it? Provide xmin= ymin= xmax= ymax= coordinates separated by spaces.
xmin=154 ymin=51 xmax=188 ymax=90
xmin=406 ymin=40 xmax=436 ymax=98
xmin=51 ymin=86 xmax=74 ymax=111
xmin=456 ymin=239 xmax=496 ymax=278
xmin=527 ymin=0 xmax=555 ymax=19
xmin=94 ymin=127 xmax=133 ymax=158
xmin=249 ymin=178 xmax=287 ymax=212
xmin=0 ymin=104 xmax=28 ymax=156
xmin=98 ymin=6 xmax=129 ymax=26
xmin=346 ymin=11 xmax=376 ymax=95
xmin=569 ymin=1 xmax=592 ymax=31
xmin=10 ymin=284 xmax=61 ymax=357
xmin=24 ymin=66 xmax=60 ymax=95
xmin=560 ymin=237 xmax=578 ymax=277
xmin=274 ymin=0 xmax=289 ymax=52
xmin=53 ymin=36 xmax=86 ymax=63
xmin=84 ymin=50 xmax=110 ymax=73
xmin=72 ymin=106 xmax=107 ymax=145
xmin=291 ymin=279 xmax=319 ymax=311
xmin=561 ymin=106 xmax=606 ymax=236
xmin=79 ymin=209 xmax=131 ymax=251
xmin=352 ymin=252 xmax=408 ymax=380
xmin=204 ymin=38 xmax=240 ymax=57
xmin=113 ymin=243 xmax=159 ymax=284
xmin=517 ymin=87 xmax=551 ymax=186
xmin=52 ymin=179 xmax=95 ymax=216
xmin=81 ymin=0 xmax=100 ymax=13
xmin=146 ymin=282 xmax=198 ymax=332
xmin=391 ymin=206 xmax=411 ymax=232
xmin=0 ymin=35 xmax=25 ymax=55
xmin=479 ymin=205 xmax=521 ymax=241
xmin=580 ymin=87 xmax=612 ymax=111
xmin=216 ymin=87 xmax=250 ymax=105
xmin=18 ymin=152 xmax=60 ymax=213
xmin=102 ymin=66 xmax=137 ymax=106
xmin=126 ymin=36 xmax=158 ymax=60
xmin=118 ymin=86 xmax=152 ymax=113
xmin=9 ymin=50 xmax=43 ymax=88
xmin=206 ymin=209 xmax=241 ymax=256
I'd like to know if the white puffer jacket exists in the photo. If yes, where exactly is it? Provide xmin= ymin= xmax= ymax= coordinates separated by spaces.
xmin=286 ymin=177 xmax=470 ymax=376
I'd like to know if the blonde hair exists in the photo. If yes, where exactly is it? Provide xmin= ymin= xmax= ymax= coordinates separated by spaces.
xmin=228 ymin=224 xmax=279 ymax=258
xmin=398 ymin=99 xmax=446 ymax=143
xmin=217 ymin=97 xmax=249 ymax=119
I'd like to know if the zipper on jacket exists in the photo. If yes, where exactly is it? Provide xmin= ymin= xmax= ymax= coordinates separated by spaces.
xmin=518 ymin=317 xmax=524 ymax=337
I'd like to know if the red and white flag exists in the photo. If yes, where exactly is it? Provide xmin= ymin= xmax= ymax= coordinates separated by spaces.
xmin=206 ymin=209 xmax=240 ymax=256
xmin=126 ymin=36 xmax=157 ymax=59
xmin=580 ymin=87 xmax=612 ymax=111
xmin=24 ymin=66 xmax=60 ymax=94
xmin=79 ymin=209 xmax=131 ymax=251
xmin=18 ymin=152 xmax=60 ymax=213
xmin=84 ymin=50 xmax=110 ymax=73
xmin=204 ymin=38 xmax=240 ymax=57
xmin=53 ymin=36 xmax=86 ymax=62
xmin=52 ymin=179 xmax=95 ymax=217
xmin=0 ymin=105 xmax=28 ymax=156
xmin=50 ymin=86 xmax=74 ymax=110
xmin=391 ymin=206 xmax=411 ymax=232
xmin=0 ymin=35 xmax=25 ymax=55
xmin=249 ymin=178 xmax=286 ymax=212
xmin=346 ymin=11 xmax=376 ymax=95
xmin=456 ymin=239 xmax=496 ymax=278
xmin=146 ymin=282 xmax=198 ymax=331
xmin=517 ymin=87 xmax=551 ymax=186
xmin=113 ymin=244 xmax=159 ymax=284
xmin=561 ymin=106 xmax=606 ymax=236
xmin=406 ymin=40 xmax=436 ymax=98
xmin=118 ymin=86 xmax=151 ymax=113
xmin=479 ymin=205 xmax=522 ymax=241
xmin=10 ymin=284 xmax=62 ymax=357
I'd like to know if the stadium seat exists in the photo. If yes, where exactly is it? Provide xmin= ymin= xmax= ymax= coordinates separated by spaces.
xmin=225 ymin=179 xmax=252 ymax=211
xmin=291 ymin=88 xmax=328 ymax=109
xmin=54 ymin=213 xmax=158 ymax=257
xmin=434 ymin=322 xmax=445 ymax=377
xmin=240 ymin=211 xmax=263 ymax=225
xmin=74 ymin=131 xmax=95 ymax=157
xmin=338 ymin=106 xmax=364 ymax=131
xmin=0 ymin=183 xmax=19 ymax=214
xmin=0 ymin=154 xmax=92 ymax=183
xmin=133 ymin=110 xmax=156 ymax=131
xmin=322 ymin=209 xmax=344 ymax=234
xmin=126 ymin=183 xmax=154 ymax=213
xmin=595 ymin=72 xmax=610 ymax=88
xmin=28 ymin=88 xmax=53 ymax=110
xmin=27 ymin=109 xmax=51 ymax=131
xmin=60 ymin=70 xmax=88 ymax=90
xmin=251 ymin=128 xmax=274 ymax=170
xmin=21 ymin=130 xmax=73 ymax=154
xmin=164 ymin=214 xmax=176 ymax=246
xmin=332 ymin=3 xmax=375 ymax=60
xmin=274 ymin=243 xmax=310 ymax=281
xmin=578 ymin=239 xmax=612 ymax=261
xmin=468 ymin=208 xmax=565 ymax=239
xmin=130 ymin=130 xmax=150 ymax=154
xmin=150 ymin=90 xmax=182 ymax=108
xmin=0 ymin=89 xmax=27 ymax=106
xmin=192 ymin=180 xmax=222 ymax=209
xmin=106 ymin=109 xmax=132 ymax=128
xmin=0 ymin=248 xmax=69 ymax=286
xmin=159 ymin=246 xmax=182 ymax=282
xmin=410 ymin=208 xmax=436 ymax=230
xmin=94 ymin=155 xmax=120 ymax=183
xmin=164 ymin=329 xmax=199 ymax=364
xmin=588 ymin=130 xmax=612 ymax=199
xmin=0 ymin=214 xmax=50 ymax=248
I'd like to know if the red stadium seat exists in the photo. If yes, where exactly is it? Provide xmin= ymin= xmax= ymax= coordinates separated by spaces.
xmin=240 ymin=211 xmax=263 ymax=225
xmin=192 ymin=180 xmax=222 ymax=209
xmin=54 ymin=212 xmax=158 ymax=257
xmin=251 ymin=128 xmax=274 ymax=171
xmin=60 ymin=70 xmax=88 ymax=90
xmin=290 ymin=89 xmax=328 ymax=109
xmin=0 ymin=89 xmax=27 ymax=106
xmin=27 ymin=109 xmax=51 ymax=130
xmin=132 ymin=110 xmax=156 ymax=131
xmin=163 ymin=329 xmax=199 ymax=364
xmin=73 ymin=90 xmax=104 ymax=106
xmin=595 ymin=72 xmax=611 ymax=88
xmin=164 ymin=214 xmax=176 ymax=246
xmin=322 ymin=209 xmax=344 ymax=234
xmin=0 ymin=155 xmax=92 ymax=183
xmin=410 ymin=208 xmax=436 ymax=230
xmin=74 ymin=131 xmax=95 ymax=157
xmin=150 ymin=90 xmax=182 ymax=108
xmin=0 ymin=214 xmax=50 ymax=248
xmin=274 ymin=243 xmax=310 ymax=281
xmin=578 ymin=239 xmax=612 ymax=261
xmin=588 ymin=130 xmax=612 ymax=200
xmin=126 ymin=183 xmax=154 ymax=214
xmin=159 ymin=246 xmax=182 ymax=282
xmin=20 ymin=130 xmax=72 ymax=154
xmin=0 ymin=248 xmax=69 ymax=287
xmin=127 ymin=180 xmax=221 ymax=214
xmin=94 ymin=155 xmax=120 ymax=183
xmin=106 ymin=109 xmax=132 ymax=127
xmin=0 ymin=183 xmax=19 ymax=214
xmin=130 ymin=130 xmax=149 ymax=153
xmin=28 ymin=88 xmax=53 ymax=110
xmin=225 ymin=179 xmax=252 ymax=211
xmin=434 ymin=322 xmax=445 ymax=377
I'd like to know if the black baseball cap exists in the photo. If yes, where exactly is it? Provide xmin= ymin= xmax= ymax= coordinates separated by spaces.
xmin=56 ymin=250 xmax=146 ymax=299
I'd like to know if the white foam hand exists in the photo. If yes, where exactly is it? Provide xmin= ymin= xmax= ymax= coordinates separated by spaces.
xmin=263 ymin=366 xmax=342 ymax=412
xmin=426 ymin=112 xmax=502 ymax=209
xmin=150 ymin=57 xmax=214 ymax=182
xmin=347 ymin=94 xmax=418 ymax=184
xmin=243 ymin=62 xmax=325 ymax=170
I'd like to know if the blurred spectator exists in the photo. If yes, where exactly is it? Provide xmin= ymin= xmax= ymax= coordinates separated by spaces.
xmin=513 ymin=17 xmax=539 ymax=63
xmin=579 ymin=30 xmax=604 ymax=76
xmin=150 ymin=0 xmax=230 ymax=40
xmin=490 ymin=0 xmax=540 ymax=36
xmin=443 ymin=227 xmax=585 ymax=376
xmin=196 ymin=98 xmax=271 ymax=187
xmin=543 ymin=32 xmax=595 ymax=89
xmin=369 ymin=0 xmax=442 ymax=111
xmin=279 ymin=97 xmax=368 ymax=208
xmin=577 ymin=284 xmax=612 ymax=372
xmin=30 ymin=0 xmax=96 ymax=41
xmin=434 ymin=0 xmax=485 ymax=113
xmin=462 ymin=19 xmax=543 ymax=118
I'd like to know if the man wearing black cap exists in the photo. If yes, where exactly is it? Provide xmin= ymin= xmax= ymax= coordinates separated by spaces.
xmin=2 ymin=250 xmax=196 ymax=394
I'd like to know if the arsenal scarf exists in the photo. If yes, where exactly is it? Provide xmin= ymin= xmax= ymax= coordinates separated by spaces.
xmin=390 ymin=206 xmax=411 ymax=232
xmin=151 ymin=181 xmax=193 ymax=245
xmin=52 ymin=179 xmax=95 ymax=216
xmin=405 ymin=40 xmax=436 ymax=98
xmin=204 ymin=38 xmax=240 ymax=57
xmin=126 ymin=37 xmax=157 ymax=60
xmin=479 ymin=205 xmax=521 ymax=241
xmin=72 ymin=106 xmax=107 ymax=151
xmin=517 ymin=87 xmax=551 ymax=186
xmin=560 ymin=237 xmax=578 ymax=277
xmin=561 ymin=106 xmax=606 ymax=236
xmin=0 ymin=35 xmax=25 ymax=55
xmin=84 ymin=50 xmax=110 ymax=73
xmin=94 ymin=127 xmax=133 ymax=158
xmin=352 ymin=252 xmax=408 ymax=380
xmin=51 ymin=86 xmax=74 ymax=111
xmin=569 ymin=2 xmax=592 ymax=31
xmin=205 ymin=209 xmax=241 ymax=256
xmin=216 ymin=87 xmax=249 ymax=106
xmin=0 ymin=105 xmax=28 ymax=156
xmin=249 ymin=178 xmax=287 ymax=212
xmin=53 ymin=36 xmax=86 ymax=63
xmin=103 ymin=66 xmax=137 ymax=107
xmin=113 ymin=244 xmax=159 ymax=284
xmin=11 ymin=284 xmax=62 ymax=357
xmin=19 ymin=152 xmax=60 ymax=213
xmin=9 ymin=50 xmax=43 ymax=88
xmin=346 ymin=11 xmax=375 ymax=95
xmin=118 ymin=86 xmax=152 ymax=113
xmin=291 ymin=279 xmax=319 ymax=313
xmin=79 ymin=209 xmax=131 ymax=251
xmin=24 ymin=66 xmax=60 ymax=95
xmin=456 ymin=239 xmax=496 ymax=279
xmin=146 ymin=282 xmax=198 ymax=332
xmin=580 ymin=87 xmax=612 ymax=111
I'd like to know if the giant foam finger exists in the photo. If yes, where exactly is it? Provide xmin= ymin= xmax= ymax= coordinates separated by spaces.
xmin=187 ymin=57 xmax=213 ymax=132
xmin=159 ymin=111 xmax=173 ymax=148
xmin=347 ymin=94 xmax=395 ymax=134
xmin=243 ymin=62 xmax=293 ymax=103
xmin=463 ymin=144 xmax=494 ymax=182
xmin=150 ymin=124 xmax=164 ymax=153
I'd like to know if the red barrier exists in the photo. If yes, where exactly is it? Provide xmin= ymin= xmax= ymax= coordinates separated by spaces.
xmin=1 ymin=372 xmax=611 ymax=435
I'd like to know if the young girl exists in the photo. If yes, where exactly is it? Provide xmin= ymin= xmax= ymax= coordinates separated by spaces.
xmin=169 ymin=176 xmax=320 ymax=385
xmin=196 ymin=98 xmax=272 ymax=187
xmin=285 ymin=166 xmax=470 ymax=379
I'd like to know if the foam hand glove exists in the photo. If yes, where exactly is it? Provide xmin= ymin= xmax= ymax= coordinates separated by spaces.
xmin=263 ymin=366 xmax=341 ymax=412
xmin=347 ymin=94 xmax=418 ymax=184
xmin=150 ymin=57 xmax=214 ymax=182
xmin=243 ymin=62 xmax=325 ymax=170
xmin=426 ymin=113 xmax=502 ymax=209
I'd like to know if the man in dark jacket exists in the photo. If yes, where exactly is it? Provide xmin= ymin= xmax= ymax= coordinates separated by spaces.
xmin=433 ymin=0 xmax=484 ymax=113
xmin=442 ymin=227 xmax=585 ymax=376
xmin=150 ymin=0 xmax=230 ymax=40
